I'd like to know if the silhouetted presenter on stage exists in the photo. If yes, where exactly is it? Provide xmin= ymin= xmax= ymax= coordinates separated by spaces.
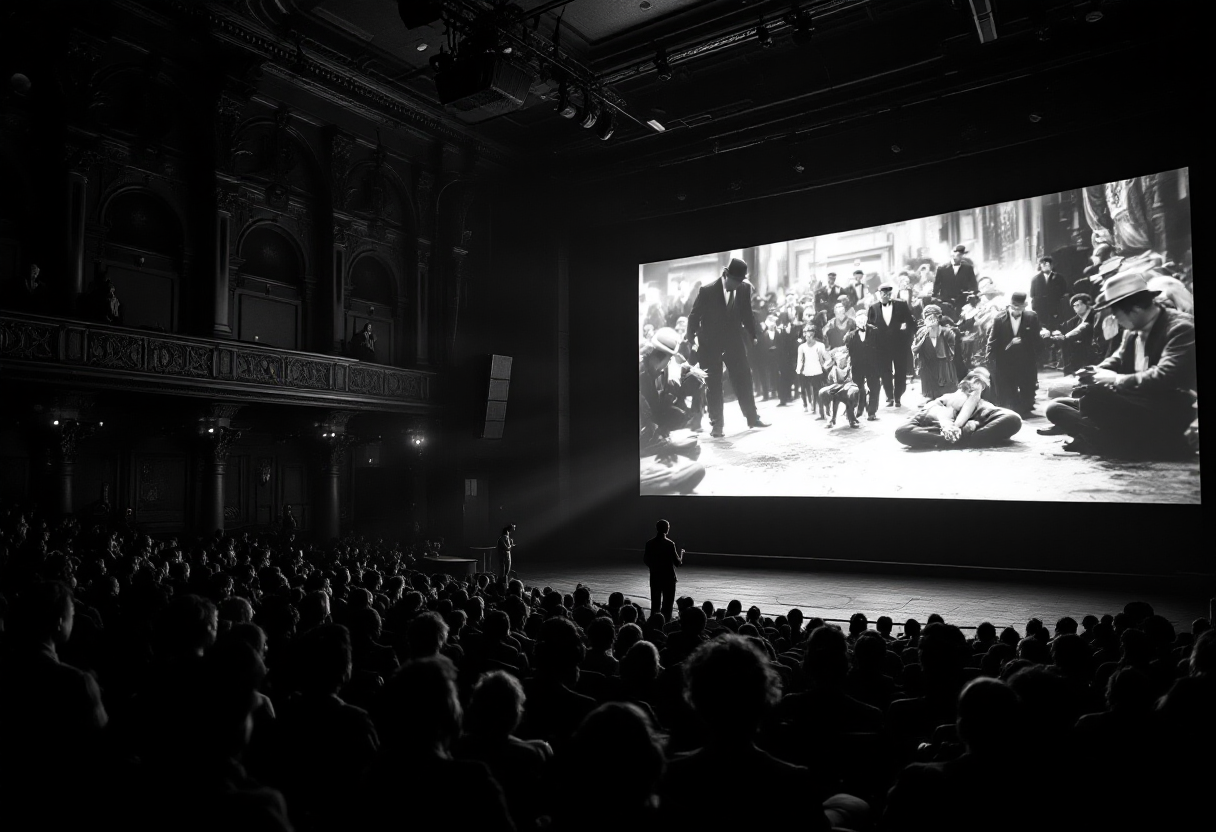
xmin=497 ymin=523 xmax=516 ymax=584
xmin=644 ymin=519 xmax=684 ymax=621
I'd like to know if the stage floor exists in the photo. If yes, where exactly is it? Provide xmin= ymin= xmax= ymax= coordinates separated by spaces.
xmin=675 ymin=369 xmax=1200 ymax=503
xmin=521 ymin=563 xmax=1211 ymax=632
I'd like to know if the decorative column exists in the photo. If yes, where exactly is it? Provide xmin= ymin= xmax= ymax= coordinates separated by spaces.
xmin=48 ymin=420 xmax=94 ymax=516
xmin=313 ymin=412 xmax=356 ymax=542
xmin=200 ymin=426 xmax=241 ymax=535
xmin=333 ymin=224 xmax=349 ymax=354
xmin=63 ymin=145 xmax=98 ymax=303
xmin=213 ymin=188 xmax=237 ymax=337
xmin=415 ymin=240 xmax=431 ymax=365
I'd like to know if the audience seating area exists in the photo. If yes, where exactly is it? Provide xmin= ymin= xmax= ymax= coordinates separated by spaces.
xmin=1 ymin=503 xmax=1212 ymax=832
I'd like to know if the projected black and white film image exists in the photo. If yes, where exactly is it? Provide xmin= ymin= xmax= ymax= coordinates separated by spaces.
xmin=638 ymin=168 xmax=1197 ymax=502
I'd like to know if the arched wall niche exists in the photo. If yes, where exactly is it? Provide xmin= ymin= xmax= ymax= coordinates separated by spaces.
xmin=345 ymin=250 xmax=406 ymax=366
xmin=97 ymin=186 xmax=187 ymax=332
xmin=234 ymin=220 xmax=309 ymax=350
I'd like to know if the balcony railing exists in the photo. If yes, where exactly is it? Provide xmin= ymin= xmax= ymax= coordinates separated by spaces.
xmin=0 ymin=312 xmax=436 ymax=412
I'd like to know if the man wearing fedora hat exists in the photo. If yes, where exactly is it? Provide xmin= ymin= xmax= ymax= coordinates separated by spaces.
xmin=985 ymin=291 xmax=1043 ymax=417
xmin=686 ymin=257 xmax=770 ymax=437
xmin=933 ymin=245 xmax=978 ymax=309
xmin=1042 ymin=271 xmax=1196 ymax=456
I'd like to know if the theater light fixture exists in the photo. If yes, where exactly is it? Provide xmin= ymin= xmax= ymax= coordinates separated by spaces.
xmin=756 ymin=18 xmax=773 ymax=48
xmin=555 ymin=79 xmax=576 ymax=118
xmin=789 ymin=8 xmax=815 ymax=45
xmin=654 ymin=46 xmax=673 ymax=81
xmin=646 ymin=119 xmax=666 ymax=132
xmin=596 ymin=110 xmax=616 ymax=140
xmin=576 ymin=93 xmax=599 ymax=128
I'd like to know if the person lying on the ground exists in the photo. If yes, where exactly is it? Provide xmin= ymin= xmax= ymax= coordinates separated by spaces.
xmin=895 ymin=368 xmax=1023 ymax=449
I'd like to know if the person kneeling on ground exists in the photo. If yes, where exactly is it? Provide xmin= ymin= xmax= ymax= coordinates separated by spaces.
xmin=895 ymin=367 xmax=1022 ymax=449
xmin=1040 ymin=270 xmax=1196 ymax=458
xmin=640 ymin=327 xmax=708 ymax=493
xmin=818 ymin=347 xmax=861 ymax=429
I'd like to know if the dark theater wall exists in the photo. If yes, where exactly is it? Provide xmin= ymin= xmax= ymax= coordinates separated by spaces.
xmin=567 ymin=126 xmax=1208 ymax=576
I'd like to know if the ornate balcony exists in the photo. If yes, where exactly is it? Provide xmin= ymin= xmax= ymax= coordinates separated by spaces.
xmin=0 ymin=312 xmax=437 ymax=412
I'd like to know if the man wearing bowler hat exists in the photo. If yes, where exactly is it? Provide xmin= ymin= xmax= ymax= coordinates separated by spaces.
xmin=867 ymin=280 xmax=916 ymax=408
xmin=934 ymin=245 xmax=978 ymax=308
xmin=985 ymin=291 xmax=1044 ymax=417
xmin=1041 ymin=270 xmax=1196 ymax=456
xmin=686 ymin=257 xmax=770 ymax=437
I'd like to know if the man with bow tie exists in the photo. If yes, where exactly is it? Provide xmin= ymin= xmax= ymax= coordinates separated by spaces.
xmin=866 ymin=281 xmax=916 ymax=408
xmin=985 ymin=292 xmax=1043 ymax=417
xmin=1042 ymin=272 xmax=1196 ymax=457
xmin=685 ymin=257 xmax=771 ymax=438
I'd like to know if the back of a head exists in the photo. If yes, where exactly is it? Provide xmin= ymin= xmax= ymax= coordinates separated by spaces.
xmin=565 ymin=702 xmax=664 ymax=815
xmin=588 ymin=617 xmax=615 ymax=652
xmin=1191 ymin=629 xmax=1216 ymax=676
xmin=378 ymin=656 xmax=461 ymax=752
xmin=218 ymin=596 xmax=254 ymax=627
xmin=191 ymin=637 xmax=267 ymax=759
xmin=853 ymin=630 xmax=887 ymax=671
xmin=620 ymin=638 xmax=659 ymax=684
xmin=804 ymin=624 xmax=849 ymax=686
xmin=1055 ymin=616 xmax=1078 ymax=636
xmin=1106 ymin=666 xmax=1155 ymax=714
xmin=679 ymin=606 xmax=707 ymax=637
xmin=655 ymin=519 xmax=669 ymax=535
xmin=956 ymin=677 xmax=1023 ymax=757
xmin=919 ymin=622 xmax=967 ymax=680
xmin=615 ymin=623 xmax=643 ymax=659
xmin=1050 ymin=633 xmax=1087 ymax=673
xmin=348 ymin=606 xmax=383 ymax=641
xmin=685 ymin=635 xmax=779 ymax=741
xmin=12 ymin=580 xmax=73 ymax=643
xmin=1007 ymin=665 xmax=1072 ymax=737
xmin=484 ymin=609 xmax=511 ymax=641
xmin=406 ymin=611 xmax=448 ymax=658
xmin=535 ymin=616 xmax=585 ymax=675
xmin=296 ymin=623 xmax=352 ymax=695
xmin=976 ymin=621 xmax=997 ymax=642
xmin=849 ymin=613 xmax=868 ymax=636
xmin=159 ymin=593 xmax=218 ymax=657
xmin=466 ymin=669 xmax=526 ymax=740
xmin=725 ymin=599 xmax=742 ymax=617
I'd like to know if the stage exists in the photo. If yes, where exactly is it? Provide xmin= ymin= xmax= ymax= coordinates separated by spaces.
xmin=518 ymin=562 xmax=1211 ymax=632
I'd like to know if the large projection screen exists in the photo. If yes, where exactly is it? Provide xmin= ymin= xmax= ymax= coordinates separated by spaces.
xmin=638 ymin=168 xmax=1197 ymax=503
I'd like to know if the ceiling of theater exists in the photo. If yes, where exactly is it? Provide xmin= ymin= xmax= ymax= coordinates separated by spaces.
xmin=282 ymin=1 xmax=1163 ymax=175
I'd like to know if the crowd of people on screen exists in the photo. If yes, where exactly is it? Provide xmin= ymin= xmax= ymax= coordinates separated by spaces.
xmin=2 ymin=503 xmax=1212 ymax=831
xmin=640 ymin=243 xmax=1195 ymax=490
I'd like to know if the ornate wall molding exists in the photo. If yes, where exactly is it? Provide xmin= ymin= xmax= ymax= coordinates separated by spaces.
xmin=0 ymin=313 xmax=435 ymax=411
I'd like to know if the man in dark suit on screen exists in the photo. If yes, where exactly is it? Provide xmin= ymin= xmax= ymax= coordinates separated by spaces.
xmin=686 ymin=257 xmax=771 ymax=438
xmin=867 ymin=281 xmax=916 ymax=408
xmin=644 ymin=519 xmax=684 ymax=622
xmin=934 ymin=245 xmax=978 ymax=308
xmin=986 ymin=291 xmax=1043 ymax=417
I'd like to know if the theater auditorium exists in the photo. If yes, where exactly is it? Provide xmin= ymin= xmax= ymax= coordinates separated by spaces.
xmin=0 ymin=2 xmax=1208 ymax=831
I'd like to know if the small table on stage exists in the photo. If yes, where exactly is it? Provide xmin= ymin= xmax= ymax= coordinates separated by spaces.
xmin=420 ymin=556 xmax=479 ymax=578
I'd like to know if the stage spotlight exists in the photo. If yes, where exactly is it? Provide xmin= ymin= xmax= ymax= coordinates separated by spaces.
xmin=789 ymin=9 xmax=815 ymax=45
xmin=53 ymin=419 xmax=59 ymax=426
xmin=596 ymin=110 xmax=615 ymax=140
xmin=577 ymin=93 xmax=599 ymax=128
xmin=654 ymin=46 xmax=673 ymax=81
xmin=555 ymin=80 xmax=576 ymax=118
xmin=208 ymin=427 xmax=215 ymax=434
xmin=756 ymin=19 xmax=773 ymax=48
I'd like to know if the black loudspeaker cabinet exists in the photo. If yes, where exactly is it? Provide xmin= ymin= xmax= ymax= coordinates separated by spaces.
xmin=482 ymin=354 xmax=512 ymax=439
